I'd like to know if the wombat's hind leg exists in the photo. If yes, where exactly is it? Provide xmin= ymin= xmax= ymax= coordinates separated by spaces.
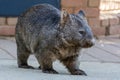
xmin=61 ymin=55 xmax=87 ymax=76
xmin=17 ymin=47 xmax=34 ymax=69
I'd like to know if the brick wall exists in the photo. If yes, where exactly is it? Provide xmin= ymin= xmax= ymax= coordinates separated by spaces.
xmin=61 ymin=0 xmax=104 ymax=35
xmin=100 ymin=0 xmax=120 ymax=35
xmin=100 ymin=0 xmax=120 ymax=14
xmin=62 ymin=0 xmax=120 ymax=36
xmin=0 ymin=17 xmax=17 ymax=36
xmin=0 ymin=0 xmax=120 ymax=36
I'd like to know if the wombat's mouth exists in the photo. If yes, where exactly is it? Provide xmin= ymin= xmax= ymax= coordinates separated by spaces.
xmin=81 ymin=42 xmax=93 ymax=48
xmin=80 ymin=39 xmax=95 ymax=48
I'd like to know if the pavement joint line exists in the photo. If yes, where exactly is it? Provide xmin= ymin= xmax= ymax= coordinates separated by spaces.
xmin=104 ymin=40 xmax=120 ymax=48
xmin=94 ymin=45 xmax=120 ymax=59
xmin=80 ymin=60 xmax=120 ymax=63
xmin=104 ymin=39 xmax=120 ymax=48
xmin=109 ymin=44 xmax=120 ymax=48
xmin=0 ymin=47 xmax=16 ymax=59
xmin=0 ymin=58 xmax=16 ymax=60
xmin=85 ymin=52 xmax=105 ymax=62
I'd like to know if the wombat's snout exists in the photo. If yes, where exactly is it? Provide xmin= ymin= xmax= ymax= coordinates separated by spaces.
xmin=82 ymin=38 xmax=95 ymax=48
xmin=86 ymin=38 xmax=95 ymax=47
xmin=79 ymin=29 xmax=95 ymax=48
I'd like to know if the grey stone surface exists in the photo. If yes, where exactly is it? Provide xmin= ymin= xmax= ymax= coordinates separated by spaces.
xmin=0 ymin=60 xmax=120 ymax=80
xmin=0 ymin=39 xmax=17 ymax=59
xmin=0 ymin=36 xmax=120 ymax=80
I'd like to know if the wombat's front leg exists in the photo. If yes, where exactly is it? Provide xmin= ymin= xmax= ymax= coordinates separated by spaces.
xmin=61 ymin=55 xmax=87 ymax=76
xmin=36 ymin=54 xmax=58 ymax=74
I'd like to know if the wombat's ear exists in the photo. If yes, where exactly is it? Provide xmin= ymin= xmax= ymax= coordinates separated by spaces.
xmin=60 ymin=9 xmax=69 ymax=26
xmin=78 ymin=10 xmax=86 ymax=17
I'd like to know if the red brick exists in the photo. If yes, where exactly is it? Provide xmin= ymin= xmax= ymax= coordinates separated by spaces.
xmin=74 ymin=7 xmax=82 ymax=14
xmin=84 ymin=8 xmax=100 ymax=17
xmin=116 ymin=13 xmax=120 ymax=24
xmin=82 ymin=0 xmax=88 ymax=8
xmin=91 ymin=26 xmax=106 ymax=36
xmin=61 ymin=7 xmax=74 ymax=14
xmin=88 ymin=17 xmax=100 ymax=28
xmin=109 ymin=16 xmax=119 ymax=26
xmin=0 ymin=17 xmax=6 ymax=25
xmin=89 ymin=0 xmax=100 ymax=7
xmin=7 ymin=17 xmax=18 ymax=26
xmin=110 ymin=25 xmax=120 ymax=35
xmin=0 ymin=26 xmax=15 ymax=36
xmin=89 ymin=17 xmax=106 ymax=36
xmin=100 ymin=15 xmax=109 ymax=27
xmin=61 ymin=0 xmax=83 ymax=7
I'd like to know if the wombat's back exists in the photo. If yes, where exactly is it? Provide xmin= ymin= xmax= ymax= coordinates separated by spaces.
xmin=17 ymin=4 xmax=60 ymax=33
xmin=16 ymin=4 xmax=60 ymax=52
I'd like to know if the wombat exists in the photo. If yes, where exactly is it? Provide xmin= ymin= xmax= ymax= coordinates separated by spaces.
xmin=15 ymin=4 xmax=95 ymax=75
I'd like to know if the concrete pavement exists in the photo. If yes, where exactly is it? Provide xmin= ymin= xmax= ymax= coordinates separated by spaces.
xmin=0 ymin=60 xmax=120 ymax=80
xmin=0 ymin=36 xmax=120 ymax=80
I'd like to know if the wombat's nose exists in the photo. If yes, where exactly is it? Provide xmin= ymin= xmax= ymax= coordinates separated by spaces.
xmin=84 ymin=39 xmax=95 ymax=48
xmin=88 ymin=38 xmax=95 ymax=46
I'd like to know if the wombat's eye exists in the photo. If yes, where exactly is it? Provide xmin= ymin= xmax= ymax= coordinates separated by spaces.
xmin=79 ymin=30 xmax=86 ymax=36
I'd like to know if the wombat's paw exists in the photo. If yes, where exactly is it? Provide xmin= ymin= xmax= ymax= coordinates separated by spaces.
xmin=19 ymin=65 xmax=34 ymax=69
xmin=71 ymin=69 xmax=87 ymax=76
xmin=42 ymin=69 xmax=58 ymax=74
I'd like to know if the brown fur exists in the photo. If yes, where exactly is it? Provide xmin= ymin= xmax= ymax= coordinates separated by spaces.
xmin=15 ymin=4 xmax=94 ymax=75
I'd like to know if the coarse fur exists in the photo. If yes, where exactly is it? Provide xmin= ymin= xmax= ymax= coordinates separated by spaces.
xmin=15 ymin=4 xmax=95 ymax=75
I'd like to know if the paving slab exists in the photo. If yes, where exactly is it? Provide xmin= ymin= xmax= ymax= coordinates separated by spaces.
xmin=0 ymin=60 xmax=120 ymax=80
xmin=0 ymin=36 xmax=120 ymax=80
xmin=0 ymin=39 xmax=17 ymax=59
xmin=0 ymin=49 xmax=14 ymax=59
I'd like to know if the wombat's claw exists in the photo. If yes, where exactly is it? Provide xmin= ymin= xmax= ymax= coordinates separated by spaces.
xmin=71 ymin=69 xmax=87 ymax=76
xmin=42 ymin=69 xmax=58 ymax=74
xmin=19 ymin=65 xmax=34 ymax=69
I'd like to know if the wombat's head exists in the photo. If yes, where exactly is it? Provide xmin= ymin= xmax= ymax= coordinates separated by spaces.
xmin=59 ymin=10 xmax=95 ymax=48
